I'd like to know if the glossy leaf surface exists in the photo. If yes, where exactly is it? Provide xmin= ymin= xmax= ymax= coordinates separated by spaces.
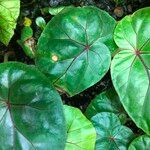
xmin=64 ymin=105 xmax=96 ymax=150
xmin=111 ymin=7 xmax=150 ymax=134
xmin=36 ymin=6 xmax=116 ymax=96
xmin=85 ymin=88 xmax=127 ymax=124
xmin=128 ymin=135 xmax=150 ymax=150
xmin=0 ymin=0 xmax=20 ymax=45
xmin=0 ymin=62 xmax=66 ymax=149
xmin=91 ymin=112 xmax=134 ymax=150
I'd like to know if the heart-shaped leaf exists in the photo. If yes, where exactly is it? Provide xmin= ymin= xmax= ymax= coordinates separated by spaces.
xmin=36 ymin=6 xmax=117 ymax=96
xmin=85 ymin=88 xmax=127 ymax=124
xmin=64 ymin=105 xmax=96 ymax=150
xmin=111 ymin=7 xmax=150 ymax=134
xmin=0 ymin=0 xmax=20 ymax=45
xmin=128 ymin=135 xmax=150 ymax=150
xmin=0 ymin=62 xmax=66 ymax=149
xmin=91 ymin=112 xmax=134 ymax=150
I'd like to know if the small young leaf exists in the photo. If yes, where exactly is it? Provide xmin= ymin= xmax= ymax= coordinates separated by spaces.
xmin=0 ymin=0 xmax=20 ymax=45
xmin=36 ymin=17 xmax=46 ymax=30
xmin=85 ymin=88 xmax=127 ymax=124
xmin=18 ymin=26 xmax=35 ymax=58
xmin=36 ymin=6 xmax=117 ymax=96
xmin=49 ymin=6 xmax=66 ymax=15
xmin=24 ymin=17 xmax=32 ymax=27
xmin=111 ymin=7 xmax=150 ymax=134
xmin=91 ymin=112 xmax=134 ymax=150
xmin=128 ymin=135 xmax=150 ymax=150
xmin=21 ymin=26 xmax=33 ymax=41
xmin=64 ymin=105 xmax=96 ymax=150
xmin=0 ymin=62 xmax=66 ymax=149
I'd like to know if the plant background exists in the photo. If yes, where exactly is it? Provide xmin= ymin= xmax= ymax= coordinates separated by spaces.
xmin=0 ymin=0 xmax=149 ymax=135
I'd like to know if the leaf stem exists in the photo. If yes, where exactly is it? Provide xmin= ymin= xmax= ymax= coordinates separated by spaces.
xmin=4 ymin=51 xmax=15 ymax=62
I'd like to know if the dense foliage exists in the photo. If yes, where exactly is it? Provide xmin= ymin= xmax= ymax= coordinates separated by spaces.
xmin=0 ymin=0 xmax=150 ymax=149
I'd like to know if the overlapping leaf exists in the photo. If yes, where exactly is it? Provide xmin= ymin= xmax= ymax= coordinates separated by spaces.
xmin=0 ymin=0 xmax=20 ymax=45
xmin=91 ymin=112 xmax=134 ymax=150
xmin=0 ymin=62 xmax=66 ymax=149
xmin=111 ymin=7 xmax=150 ymax=134
xmin=36 ymin=6 xmax=117 ymax=96
xmin=128 ymin=135 xmax=150 ymax=150
xmin=85 ymin=88 xmax=126 ymax=124
xmin=64 ymin=105 xmax=96 ymax=150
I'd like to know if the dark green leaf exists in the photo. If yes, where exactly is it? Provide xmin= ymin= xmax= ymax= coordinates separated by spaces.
xmin=0 ymin=62 xmax=66 ymax=149
xmin=128 ymin=135 xmax=150 ymax=150
xmin=91 ymin=112 xmax=134 ymax=150
xmin=111 ymin=7 xmax=150 ymax=134
xmin=85 ymin=88 xmax=127 ymax=124
xmin=64 ymin=105 xmax=96 ymax=150
xmin=36 ymin=6 xmax=117 ymax=96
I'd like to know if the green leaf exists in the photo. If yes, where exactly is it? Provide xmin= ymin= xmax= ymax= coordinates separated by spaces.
xmin=0 ymin=62 xmax=66 ymax=149
xmin=64 ymin=105 xmax=96 ymax=150
xmin=18 ymin=26 xmax=35 ymax=58
xmin=36 ymin=6 xmax=117 ymax=96
xmin=111 ymin=8 xmax=150 ymax=134
xmin=0 ymin=0 xmax=20 ymax=45
xmin=49 ymin=6 xmax=66 ymax=15
xmin=36 ymin=17 xmax=46 ymax=30
xmin=85 ymin=88 xmax=127 ymax=124
xmin=91 ymin=112 xmax=134 ymax=150
xmin=128 ymin=135 xmax=150 ymax=150
xmin=20 ymin=26 xmax=33 ymax=42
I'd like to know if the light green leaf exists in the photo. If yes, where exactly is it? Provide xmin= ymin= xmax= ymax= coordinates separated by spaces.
xmin=17 ymin=26 xmax=35 ymax=58
xmin=64 ymin=105 xmax=96 ymax=150
xmin=49 ymin=6 xmax=66 ymax=15
xmin=128 ymin=135 xmax=150 ymax=150
xmin=0 ymin=0 xmax=20 ymax=45
xmin=36 ymin=17 xmax=46 ymax=30
xmin=111 ymin=7 xmax=150 ymax=134
xmin=91 ymin=112 xmax=134 ymax=150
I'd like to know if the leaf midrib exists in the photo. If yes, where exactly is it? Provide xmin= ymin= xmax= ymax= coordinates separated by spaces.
xmin=52 ymin=13 xmax=108 ymax=88
xmin=0 ymin=88 xmax=36 ymax=149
